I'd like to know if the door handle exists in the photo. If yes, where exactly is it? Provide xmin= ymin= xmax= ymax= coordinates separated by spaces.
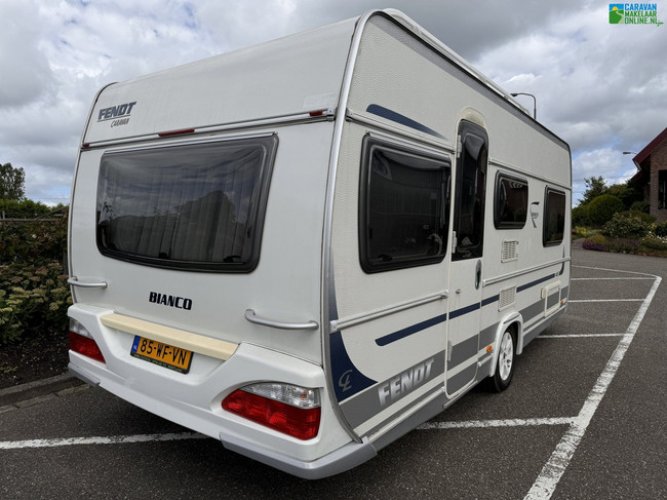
xmin=244 ymin=309 xmax=319 ymax=331
xmin=67 ymin=276 xmax=108 ymax=289
xmin=475 ymin=260 xmax=482 ymax=289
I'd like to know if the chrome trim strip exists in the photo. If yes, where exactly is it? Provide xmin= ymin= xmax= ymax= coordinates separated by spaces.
xmin=346 ymin=111 xmax=455 ymax=153
xmin=320 ymin=10 xmax=379 ymax=442
xmin=81 ymin=110 xmax=334 ymax=150
xmin=244 ymin=309 xmax=319 ymax=331
xmin=331 ymin=291 xmax=448 ymax=331
xmin=482 ymin=257 xmax=570 ymax=287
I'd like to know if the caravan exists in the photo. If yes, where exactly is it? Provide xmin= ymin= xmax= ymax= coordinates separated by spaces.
xmin=68 ymin=9 xmax=571 ymax=478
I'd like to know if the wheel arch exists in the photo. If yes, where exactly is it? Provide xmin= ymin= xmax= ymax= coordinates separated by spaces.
xmin=487 ymin=312 xmax=523 ymax=379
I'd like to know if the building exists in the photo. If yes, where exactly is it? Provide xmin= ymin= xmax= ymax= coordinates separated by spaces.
xmin=631 ymin=127 xmax=667 ymax=221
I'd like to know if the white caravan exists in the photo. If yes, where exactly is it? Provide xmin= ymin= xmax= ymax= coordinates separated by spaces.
xmin=68 ymin=9 xmax=571 ymax=479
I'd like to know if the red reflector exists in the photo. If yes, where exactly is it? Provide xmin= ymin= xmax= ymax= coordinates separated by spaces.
xmin=222 ymin=389 xmax=320 ymax=440
xmin=309 ymin=109 xmax=326 ymax=117
xmin=158 ymin=128 xmax=195 ymax=138
xmin=68 ymin=332 xmax=105 ymax=363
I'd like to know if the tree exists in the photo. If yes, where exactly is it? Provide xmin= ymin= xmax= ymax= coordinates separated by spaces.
xmin=580 ymin=176 xmax=607 ymax=205
xmin=0 ymin=162 xmax=25 ymax=200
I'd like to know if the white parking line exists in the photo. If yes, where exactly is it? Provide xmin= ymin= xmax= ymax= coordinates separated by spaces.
xmin=571 ymin=277 xmax=653 ymax=281
xmin=418 ymin=417 xmax=575 ymax=430
xmin=568 ymin=299 xmax=644 ymax=303
xmin=0 ymin=432 xmax=206 ymax=450
xmin=538 ymin=333 xmax=625 ymax=339
xmin=524 ymin=269 xmax=661 ymax=500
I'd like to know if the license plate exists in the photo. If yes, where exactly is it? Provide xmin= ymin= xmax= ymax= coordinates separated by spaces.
xmin=130 ymin=336 xmax=193 ymax=374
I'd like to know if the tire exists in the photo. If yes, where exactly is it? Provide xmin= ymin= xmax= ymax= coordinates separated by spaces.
xmin=485 ymin=327 xmax=516 ymax=392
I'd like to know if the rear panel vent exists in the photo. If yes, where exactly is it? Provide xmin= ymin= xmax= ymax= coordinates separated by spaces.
xmin=501 ymin=240 xmax=519 ymax=262
xmin=498 ymin=286 xmax=516 ymax=310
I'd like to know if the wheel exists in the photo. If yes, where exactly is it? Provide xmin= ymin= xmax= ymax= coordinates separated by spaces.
xmin=485 ymin=327 xmax=516 ymax=392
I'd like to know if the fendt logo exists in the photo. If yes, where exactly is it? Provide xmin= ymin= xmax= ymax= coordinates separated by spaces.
xmin=97 ymin=101 xmax=137 ymax=128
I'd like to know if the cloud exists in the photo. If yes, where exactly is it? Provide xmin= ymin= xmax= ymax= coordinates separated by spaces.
xmin=0 ymin=0 xmax=53 ymax=107
xmin=0 ymin=0 xmax=665 ymax=205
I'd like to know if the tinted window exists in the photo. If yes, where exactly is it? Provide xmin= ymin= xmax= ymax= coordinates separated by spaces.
xmin=453 ymin=122 xmax=488 ymax=260
xmin=96 ymin=136 xmax=277 ymax=272
xmin=543 ymin=188 xmax=566 ymax=246
xmin=359 ymin=137 xmax=450 ymax=273
xmin=494 ymin=174 xmax=528 ymax=229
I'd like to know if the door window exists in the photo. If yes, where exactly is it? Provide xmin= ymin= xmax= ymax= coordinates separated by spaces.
xmin=453 ymin=121 xmax=488 ymax=260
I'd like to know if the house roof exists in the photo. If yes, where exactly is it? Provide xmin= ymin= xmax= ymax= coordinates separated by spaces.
xmin=633 ymin=127 xmax=667 ymax=166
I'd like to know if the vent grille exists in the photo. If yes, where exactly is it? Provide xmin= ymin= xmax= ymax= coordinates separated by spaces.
xmin=501 ymin=240 xmax=519 ymax=262
xmin=499 ymin=287 xmax=516 ymax=310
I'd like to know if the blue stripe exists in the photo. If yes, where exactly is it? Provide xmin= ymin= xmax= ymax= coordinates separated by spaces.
xmin=375 ymin=313 xmax=447 ymax=346
xmin=517 ymin=273 xmax=556 ymax=292
xmin=373 ymin=272 xmax=558 ymax=347
xmin=366 ymin=104 xmax=445 ymax=139
xmin=330 ymin=330 xmax=377 ymax=401
xmin=482 ymin=294 xmax=500 ymax=307
xmin=449 ymin=302 xmax=481 ymax=319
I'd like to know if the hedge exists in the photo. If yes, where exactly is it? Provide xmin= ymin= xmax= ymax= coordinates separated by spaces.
xmin=0 ymin=208 xmax=70 ymax=344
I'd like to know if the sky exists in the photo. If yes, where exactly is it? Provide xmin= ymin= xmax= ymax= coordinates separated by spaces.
xmin=1 ymin=0 xmax=666 ymax=206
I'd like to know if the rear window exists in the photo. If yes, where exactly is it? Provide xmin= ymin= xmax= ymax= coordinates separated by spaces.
xmin=96 ymin=136 xmax=277 ymax=272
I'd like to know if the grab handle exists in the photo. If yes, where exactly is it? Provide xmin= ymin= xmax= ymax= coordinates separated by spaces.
xmin=67 ymin=277 xmax=108 ymax=289
xmin=244 ymin=309 xmax=319 ymax=331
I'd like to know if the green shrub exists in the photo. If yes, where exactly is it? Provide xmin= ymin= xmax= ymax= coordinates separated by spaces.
xmin=0 ymin=262 xmax=71 ymax=344
xmin=654 ymin=221 xmax=667 ymax=238
xmin=602 ymin=212 xmax=652 ymax=239
xmin=641 ymin=234 xmax=667 ymax=251
xmin=0 ymin=217 xmax=67 ymax=264
xmin=587 ymin=194 xmax=624 ymax=226
xmin=630 ymin=200 xmax=650 ymax=213
xmin=0 ymin=199 xmax=53 ymax=219
xmin=582 ymin=233 xmax=607 ymax=251
xmin=605 ymin=238 xmax=641 ymax=254
xmin=572 ymin=204 xmax=590 ymax=227
xmin=625 ymin=210 xmax=655 ymax=224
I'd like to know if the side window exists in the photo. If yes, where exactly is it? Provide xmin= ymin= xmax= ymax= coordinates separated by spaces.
xmin=544 ymin=188 xmax=566 ymax=246
xmin=453 ymin=121 xmax=488 ymax=261
xmin=359 ymin=136 xmax=450 ymax=273
xmin=494 ymin=173 xmax=528 ymax=229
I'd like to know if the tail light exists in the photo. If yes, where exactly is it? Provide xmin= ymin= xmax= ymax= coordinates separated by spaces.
xmin=222 ymin=383 xmax=320 ymax=440
xmin=68 ymin=319 xmax=105 ymax=363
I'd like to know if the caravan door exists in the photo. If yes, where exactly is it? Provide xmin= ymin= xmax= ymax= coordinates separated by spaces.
xmin=446 ymin=120 xmax=488 ymax=397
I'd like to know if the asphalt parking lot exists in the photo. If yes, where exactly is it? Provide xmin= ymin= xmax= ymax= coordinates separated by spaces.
xmin=1 ymin=244 xmax=666 ymax=499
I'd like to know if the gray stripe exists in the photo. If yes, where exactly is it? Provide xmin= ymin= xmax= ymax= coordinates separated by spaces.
xmin=340 ymin=351 xmax=445 ymax=429
xmin=561 ymin=286 xmax=569 ymax=299
xmin=479 ymin=323 xmax=497 ymax=348
xmin=449 ymin=335 xmax=479 ymax=369
xmin=447 ymin=363 xmax=477 ymax=394
xmin=547 ymin=291 xmax=560 ymax=309
xmin=520 ymin=300 xmax=544 ymax=324
xmin=478 ymin=353 xmax=493 ymax=366
xmin=361 ymin=384 xmax=445 ymax=438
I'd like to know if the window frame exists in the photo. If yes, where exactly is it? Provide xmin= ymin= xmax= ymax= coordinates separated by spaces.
xmin=95 ymin=135 xmax=278 ymax=273
xmin=358 ymin=135 xmax=451 ymax=274
xmin=452 ymin=121 xmax=488 ymax=261
xmin=493 ymin=172 xmax=528 ymax=230
xmin=543 ymin=186 xmax=566 ymax=247
xmin=658 ymin=170 xmax=667 ymax=210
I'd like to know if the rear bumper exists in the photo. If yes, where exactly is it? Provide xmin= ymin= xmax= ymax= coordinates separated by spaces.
xmin=219 ymin=427 xmax=376 ymax=480
xmin=69 ymin=361 xmax=375 ymax=479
